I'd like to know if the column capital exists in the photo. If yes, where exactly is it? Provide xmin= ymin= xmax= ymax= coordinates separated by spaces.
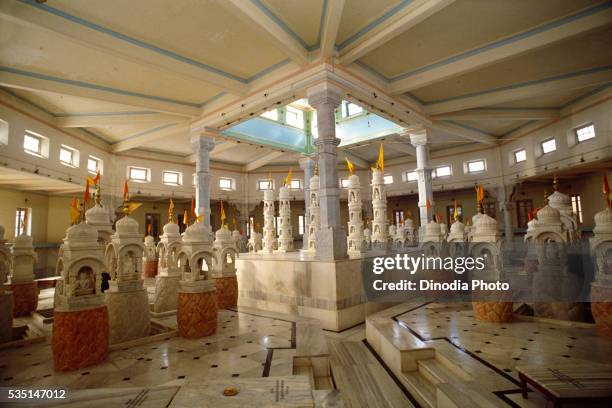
xmin=408 ymin=126 xmax=430 ymax=147
xmin=298 ymin=156 xmax=316 ymax=171
xmin=190 ymin=131 xmax=216 ymax=152
xmin=307 ymin=82 xmax=343 ymax=109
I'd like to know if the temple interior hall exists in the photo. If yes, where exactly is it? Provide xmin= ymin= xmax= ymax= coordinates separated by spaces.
xmin=1 ymin=0 xmax=612 ymax=407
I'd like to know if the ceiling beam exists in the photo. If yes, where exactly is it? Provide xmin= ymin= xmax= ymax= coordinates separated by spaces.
xmin=388 ymin=137 xmax=417 ymax=156
xmin=339 ymin=150 xmax=369 ymax=169
xmin=320 ymin=0 xmax=345 ymax=59
xmin=424 ymin=67 xmax=612 ymax=115
xmin=243 ymin=151 xmax=285 ymax=172
xmin=0 ymin=68 xmax=200 ymax=117
xmin=57 ymin=113 xmax=187 ymax=128
xmin=186 ymin=141 xmax=240 ymax=163
xmin=430 ymin=121 xmax=498 ymax=145
xmin=112 ymin=123 xmax=190 ymax=152
xmin=0 ymin=1 xmax=247 ymax=95
xmin=431 ymin=108 xmax=560 ymax=121
xmin=390 ymin=4 xmax=612 ymax=93
xmin=220 ymin=0 xmax=309 ymax=66
xmin=339 ymin=0 xmax=455 ymax=65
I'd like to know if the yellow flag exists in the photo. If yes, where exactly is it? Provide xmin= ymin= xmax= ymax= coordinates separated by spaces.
xmin=183 ymin=209 xmax=188 ymax=225
xmin=345 ymin=157 xmax=354 ymax=175
xmin=453 ymin=200 xmax=459 ymax=221
xmin=147 ymin=223 xmax=152 ymax=236
xmin=220 ymin=200 xmax=226 ymax=225
xmin=478 ymin=185 xmax=485 ymax=202
xmin=125 ymin=202 xmax=142 ymax=215
xmin=376 ymin=143 xmax=384 ymax=173
xmin=169 ymin=199 xmax=175 ymax=213
xmin=70 ymin=198 xmax=80 ymax=225
xmin=285 ymin=168 xmax=293 ymax=187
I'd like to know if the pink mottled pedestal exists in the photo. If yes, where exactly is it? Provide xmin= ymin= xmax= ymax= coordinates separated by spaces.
xmin=177 ymin=290 xmax=217 ymax=338
xmin=214 ymin=276 xmax=238 ymax=309
xmin=52 ymin=306 xmax=109 ymax=371
xmin=142 ymin=260 xmax=158 ymax=278
xmin=472 ymin=287 xmax=513 ymax=323
xmin=9 ymin=281 xmax=39 ymax=317
xmin=591 ymin=283 xmax=612 ymax=339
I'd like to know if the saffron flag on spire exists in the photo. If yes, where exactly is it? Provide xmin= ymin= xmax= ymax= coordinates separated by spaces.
xmin=87 ymin=171 xmax=101 ymax=187
xmin=190 ymin=197 xmax=196 ymax=218
xmin=147 ymin=223 xmax=152 ymax=236
xmin=183 ymin=209 xmax=188 ymax=225
xmin=70 ymin=197 xmax=80 ymax=225
xmin=345 ymin=157 xmax=355 ymax=175
xmin=376 ymin=143 xmax=384 ymax=173
xmin=453 ymin=200 xmax=459 ymax=221
xmin=220 ymin=200 xmax=226 ymax=226
xmin=123 ymin=180 xmax=129 ymax=202
xmin=285 ymin=168 xmax=293 ymax=187
xmin=83 ymin=179 xmax=91 ymax=207
xmin=426 ymin=198 xmax=431 ymax=210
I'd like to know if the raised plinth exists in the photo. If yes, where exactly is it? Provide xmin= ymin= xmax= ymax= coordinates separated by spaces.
xmin=472 ymin=287 xmax=513 ymax=323
xmin=214 ymin=276 xmax=238 ymax=309
xmin=177 ymin=281 xmax=217 ymax=338
xmin=591 ymin=283 xmax=612 ymax=339
xmin=236 ymin=252 xmax=385 ymax=331
xmin=106 ymin=286 xmax=150 ymax=344
xmin=9 ymin=281 xmax=38 ymax=317
xmin=52 ymin=305 xmax=109 ymax=371
xmin=142 ymin=260 xmax=158 ymax=278
xmin=0 ymin=292 xmax=14 ymax=343
xmin=153 ymin=275 xmax=180 ymax=313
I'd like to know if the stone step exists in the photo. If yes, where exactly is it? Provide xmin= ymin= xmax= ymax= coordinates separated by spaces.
xmin=329 ymin=340 xmax=416 ymax=408
xmin=400 ymin=371 xmax=437 ymax=408
xmin=418 ymin=359 xmax=463 ymax=386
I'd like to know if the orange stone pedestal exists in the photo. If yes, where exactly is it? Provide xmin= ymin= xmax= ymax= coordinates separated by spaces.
xmin=472 ymin=288 xmax=513 ymax=323
xmin=591 ymin=283 xmax=612 ymax=339
xmin=52 ymin=306 xmax=109 ymax=371
xmin=214 ymin=276 xmax=238 ymax=309
xmin=10 ymin=281 xmax=39 ymax=317
xmin=142 ymin=260 xmax=158 ymax=278
xmin=177 ymin=290 xmax=217 ymax=338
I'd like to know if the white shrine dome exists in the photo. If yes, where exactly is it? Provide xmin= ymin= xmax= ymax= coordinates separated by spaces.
xmin=231 ymin=229 xmax=241 ymax=238
xmin=279 ymin=185 xmax=290 ymax=198
xmin=144 ymin=235 xmax=155 ymax=246
xmin=215 ymin=227 xmax=232 ymax=241
xmin=425 ymin=220 xmax=440 ymax=234
xmin=310 ymin=174 xmax=319 ymax=190
xmin=85 ymin=203 xmax=111 ymax=225
xmin=116 ymin=215 xmax=139 ymax=235
xmin=348 ymin=174 xmax=360 ymax=188
xmin=450 ymin=220 xmax=465 ymax=234
xmin=162 ymin=221 xmax=180 ymax=236
xmin=65 ymin=222 xmax=99 ymax=243
xmin=13 ymin=233 xmax=33 ymax=247
xmin=536 ymin=205 xmax=561 ymax=224
xmin=183 ymin=222 xmax=207 ymax=243
xmin=594 ymin=207 xmax=612 ymax=234
xmin=372 ymin=167 xmax=383 ymax=183
xmin=547 ymin=191 xmax=571 ymax=208
xmin=474 ymin=213 xmax=497 ymax=233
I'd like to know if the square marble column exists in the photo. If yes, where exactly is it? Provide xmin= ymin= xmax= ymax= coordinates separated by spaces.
xmin=191 ymin=131 xmax=216 ymax=236
xmin=299 ymin=156 xmax=316 ymax=250
xmin=307 ymin=83 xmax=347 ymax=260
xmin=409 ymin=128 xmax=434 ymax=231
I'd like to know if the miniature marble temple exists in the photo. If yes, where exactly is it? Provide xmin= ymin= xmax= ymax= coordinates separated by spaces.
xmin=370 ymin=168 xmax=388 ymax=248
xmin=261 ymin=188 xmax=277 ymax=253
xmin=347 ymin=173 xmax=364 ymax=256
xmin=104 ymin=208 xmax=150 ymax=344
xmin=306 ymin=171 xmax=320 ymax=252
xmin=177 ymin=221 xmax=217 ymax=338
xmin=52 ymin=220 xmax=108 ymax=371
xmin=591 ymin=206 xmax=612 ymax=338
xmin=85 ymin=187 xmax=114 ymax=245
xmin=212 ymin=226 xmax=239 ymax=308
xmin=8 ymin=232 xmax=38 ymax=317
xmin=142 ymin=234 xmax=158 ymax=278
xmin=153 ymin=208 xmax=183 ymax=313
xmin=276 ymin=185 xmax=294 ymax=252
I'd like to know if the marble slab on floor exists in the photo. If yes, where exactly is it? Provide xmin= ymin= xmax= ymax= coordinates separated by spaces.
xmin=45 ymin=386 xmax=180 ymax=407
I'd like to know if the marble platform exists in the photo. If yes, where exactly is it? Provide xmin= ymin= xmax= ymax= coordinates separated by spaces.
xmin=236 ymin=252 xmax=389 ymax=332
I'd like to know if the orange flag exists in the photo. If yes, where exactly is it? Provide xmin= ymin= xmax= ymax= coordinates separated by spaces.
xmin=147 ymin=223 xmax=152 ymax=236
xmin=123 ymin=180 xmax=129 ymax=202
xmin=70 ymin=197 xmax=80 ymax=225
xmin=183 ymin=209 xmax=188 ymax=225
xmin=83 ymin=179 xmax=91 ymax=207
xmin=453 ymin=200 xmax=459 ymax=221
xmin=190 ymin=197 xmax=196 ymax=218
xmin=220 ymin=200 xmax=226 ymax=226
xmin=425 ymin=199 xmax=431 ymax=210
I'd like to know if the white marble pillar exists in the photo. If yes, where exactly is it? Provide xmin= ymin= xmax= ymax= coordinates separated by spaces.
xmin=306 ymin=173 xmax=320 ymax=252
xmin=299 ymin=156 xmax=316 ymax=250
xmin=307 ymin=83 xmax=347 ymax=260
xmin=347 ymin=174 xmax=364 ymax=255
xmin=371 ymin=168 xmax=388 ymax=247
xmin=262 ymin=189 xmax=277 ymax=253
xmin=409 ymin=128 xmax=434 ymax=232
xmin=191 ymin=131 xmax=216 ymax=238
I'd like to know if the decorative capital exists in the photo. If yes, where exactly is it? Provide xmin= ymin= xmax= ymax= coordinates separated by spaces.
xmin=307 ymin=82 xmax=343 ymax=109
xmin=408 ymin=126 xmax=430 ymax=147
xmin=298 ymin=156 xmax=316 ymax=171
xmin=190 ymin=130 xmax=216 ymax=152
